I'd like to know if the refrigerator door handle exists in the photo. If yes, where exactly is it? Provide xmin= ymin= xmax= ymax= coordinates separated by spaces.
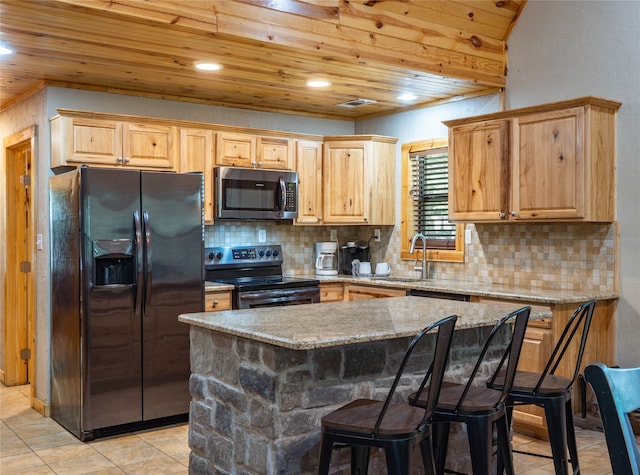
xmin=143 ymin=210 xmax=153 ymax=309
xmin=133 ymin=210 xmax=143 ymax=314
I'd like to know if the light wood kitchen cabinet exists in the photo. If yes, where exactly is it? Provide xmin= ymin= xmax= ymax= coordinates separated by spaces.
xmin=257 ymin=136 xmax=293 ymax=169
xmin=322 ymin=136 xmax=396 ymax=225
xmin=346 ymin=284 xmax=407 ymax=300
xmin=446 ymin=97 xmax=621 ymax=223
xmin=295 ymin=140 xmax=324 ymax=224
xmin=448 ymin=119 xmax=509 ymax=221
xmin=205 ymin=290 xmax=233 ymax=312
xmin=472 ymin=295 xmax=616 ymax=439
xmin=180 ymin=128 xmax=215 ymax=224
xmin=50 ymin=112 xmax=178 ymax=171
xmin=216 ymin=132 xmax=256 ymax=167
xmin=319 ymin=282 xmax=345 ymax=302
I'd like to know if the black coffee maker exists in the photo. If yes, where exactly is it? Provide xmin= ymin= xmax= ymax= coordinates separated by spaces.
xmin=340 ymin=240 xmax=370 ymax=275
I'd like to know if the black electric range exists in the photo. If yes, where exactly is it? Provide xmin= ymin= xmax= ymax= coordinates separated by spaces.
xmin=204 ymin=245 xmax=320 ymax=309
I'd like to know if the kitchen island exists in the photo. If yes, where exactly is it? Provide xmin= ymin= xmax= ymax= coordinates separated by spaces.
xmin=179 ymin=296 xmax=550 ymax=475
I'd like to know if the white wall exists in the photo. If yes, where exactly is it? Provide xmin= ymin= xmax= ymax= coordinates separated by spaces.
xmin=505 ymin=0 xmax=640 ymax=366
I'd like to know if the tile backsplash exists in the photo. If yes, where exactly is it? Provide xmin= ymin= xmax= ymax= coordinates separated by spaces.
xmin=205 ymin=222 xmax=617 ymax=293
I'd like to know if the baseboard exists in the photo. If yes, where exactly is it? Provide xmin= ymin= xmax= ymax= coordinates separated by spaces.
xmin=32 ymin=396 xmax=51 ymax=417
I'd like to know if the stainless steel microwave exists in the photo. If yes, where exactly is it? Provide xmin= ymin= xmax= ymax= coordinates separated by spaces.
xmin=214 ymin=166 xmax=298 ymax=220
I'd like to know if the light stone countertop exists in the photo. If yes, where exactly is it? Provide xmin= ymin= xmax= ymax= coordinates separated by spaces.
xmin=311 ymin=275 xmax=618 ymax=304
xmin=179 ymin=296 xmax=551 ymax=350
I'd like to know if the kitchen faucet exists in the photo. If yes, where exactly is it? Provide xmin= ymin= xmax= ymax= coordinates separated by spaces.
xmin=409 ymin=233 xmax=430 ymax=279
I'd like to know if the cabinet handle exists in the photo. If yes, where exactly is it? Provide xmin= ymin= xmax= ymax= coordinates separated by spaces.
xmin=124 ymin=157 xmax=130 ymax=163
xmin=258 ymin=161 xmax=263 ymax=167
xmin=317 ymin=216 xmax=322 ymax=221
xmin=511 ymin=211 xmax=518 ymax=217
xmin=499 ymin=212 xmax=506 ymax=219
xmin=213 ymin=300 xmax=219 ymax=306
xmin=116 ymin=157 xmax=123 ymax=163
xmin=251 ymin=161 xmax=257 ymax=167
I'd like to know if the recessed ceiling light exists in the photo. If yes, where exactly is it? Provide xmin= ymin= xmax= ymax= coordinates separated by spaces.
xmin=307 ymin=79 xmax=332 ymax=88
xmin=0 ymin=45 xmax=13 ymax=55
xmin=398 ymin=93 xmax=418 ymax=102
xmin=194 ymin=61 xmax=223 ymax=71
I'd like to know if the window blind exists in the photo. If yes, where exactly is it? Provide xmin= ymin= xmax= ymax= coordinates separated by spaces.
xmin=410 ymin=148 xmax=456 ymax=249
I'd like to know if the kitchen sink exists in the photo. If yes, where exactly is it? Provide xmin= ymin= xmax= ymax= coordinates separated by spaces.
xmin=372 ymin=276 xmax=423 ymax=283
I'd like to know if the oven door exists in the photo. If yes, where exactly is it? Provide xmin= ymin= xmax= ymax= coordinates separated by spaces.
xmin=236 ymin=286 xmax=320 ymax=309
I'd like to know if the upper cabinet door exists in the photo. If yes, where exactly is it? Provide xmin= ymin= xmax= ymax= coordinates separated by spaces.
xmin=257 ymin=136 xmax=292 ymax=169
xmin=511 ymin=108 xmax=585 ymax=220
xmin=295 ymin=140 xmax=323 ymax=225
xmin=51 ymin=116 xmax=123 ymax=167
xmin=323 ymin=141 xmax=368 ymax=224
xmin=448 ymin=120 xmax=509 ymax=221
xmin=180 ymin=128 xmax=215 ymax=224
xmin=216 ymin=132 xmax=255 ymax=167
xmin=122 ymin=122 xmax=177 ymax=170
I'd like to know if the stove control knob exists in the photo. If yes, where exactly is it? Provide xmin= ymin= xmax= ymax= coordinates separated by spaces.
xmin=258 ymin=249 xmax=265 ymax=257
xmin=215 ymin=251 xmax=223 ymax=260
xmin=272 ymin=248 xmax=280 ymax=257
xmin=265 ymin=249 xmax=272 ymax=257
xmin=207 ymin=251 xmax=215 ymax=260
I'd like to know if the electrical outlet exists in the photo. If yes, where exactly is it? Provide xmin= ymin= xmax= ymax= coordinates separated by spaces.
xmin=374 ymin=228 xmax=381 ymax=242
xmin=36 ymin=233 xmax=43 ymax=250
xmin=258 ymin=229 xmax=267 ymax=243
xmin=465 ymin=228 xmax=472 ymax=244
xmin=330 ymin=229 xmax=337 ymax=241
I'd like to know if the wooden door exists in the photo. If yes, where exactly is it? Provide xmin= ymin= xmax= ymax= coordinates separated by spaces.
xmin=323 ymin=141 xmax=367 ymax=224
xmin=448 ymin=120 xmax=509 ymax=221
xmin=180 ymin=128 xmax=215 ymax=224
xmin=257 ymin=136 xmax=292 ymax=169
xmin=123 ymin=122 xmax=177 ymax=170
xmin=3 ymin=128 xmax=36 ymax=388
xmin=511 ymin=107 xmax=585 ymax=220
xmin=295 ymin=140 xmax=323 ymax=225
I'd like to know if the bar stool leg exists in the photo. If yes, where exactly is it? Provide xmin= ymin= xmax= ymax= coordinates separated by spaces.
xmin=467 ymin=418 xmax=493 ymax=475
xmin=545 ymin=397 xmax=570 ymax=475
xmin=496 ymin=414 xmax=515 ymax=475
xmin=432 ymin=422 xmax=450 ymax=475
xmin=565 ymin=398 xmax=580 ymax=474
xmin=351 ymin=446 xmax=370 ymax=474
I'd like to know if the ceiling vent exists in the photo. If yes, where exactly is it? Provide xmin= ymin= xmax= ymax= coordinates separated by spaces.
xmin=336 ymin=98 xmax=377 ymax=108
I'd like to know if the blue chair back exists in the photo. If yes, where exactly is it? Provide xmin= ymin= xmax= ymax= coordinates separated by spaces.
xmin=585 ymin=363 xmax=640 ymax=475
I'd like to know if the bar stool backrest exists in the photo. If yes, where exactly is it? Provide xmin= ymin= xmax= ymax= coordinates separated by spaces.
xmin=536 ymin=300 xmax=596 ymax=394
xmin=461 ymin=306 xmax=531 ymax=411
xmin=585 ymin=363 xmax=640 ymax=475
xmin=373 ymin=315 xmax=458 ymax=435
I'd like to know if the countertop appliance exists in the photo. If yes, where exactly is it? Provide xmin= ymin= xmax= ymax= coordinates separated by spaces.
xmin=340 ymin=240 xmax=370 ymax=275
xmin=205 ymin=244 xmax=319 ymax=309
xmin=315 ymin=241 xmax=338 ymax=276
xmin=214 ymin=166 xmax=298 ymax=220
xmin=50 ymin=167 xmax=203 ymax=441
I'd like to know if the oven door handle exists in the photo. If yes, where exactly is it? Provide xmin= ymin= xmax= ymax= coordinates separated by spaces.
xmin=240 ymin=287 xmax=319 ymax=301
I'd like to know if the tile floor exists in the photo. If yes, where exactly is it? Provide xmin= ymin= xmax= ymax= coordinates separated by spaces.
xmin=0 ymin=383 xmax=630 ymax=474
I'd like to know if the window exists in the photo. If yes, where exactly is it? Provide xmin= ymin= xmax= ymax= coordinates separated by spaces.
xmin=401 ymin=139 xmax=464 ymax=262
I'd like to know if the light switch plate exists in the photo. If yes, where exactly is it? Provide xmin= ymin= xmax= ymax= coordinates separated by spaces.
xmin=465 ymin=228 xmax=472 ymax=244
xmin=36 ymin=233 xmax=43 ymax=250
xmin=258 ymin=229 xmax=267 ymax=243
xmin=330 ymin=229 xmax=337 ymax=241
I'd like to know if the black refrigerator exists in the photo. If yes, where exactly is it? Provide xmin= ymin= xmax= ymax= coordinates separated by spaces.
xmin=50 ymin=167 xmax=203 ymax=441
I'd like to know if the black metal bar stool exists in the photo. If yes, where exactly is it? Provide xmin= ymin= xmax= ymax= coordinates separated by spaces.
xmin=317 ymin=315 xmax=458 ymax=475
xmin=410 ymin=306 xmax=531 ymax=475
xmin=488 ymin=299 xmax=596 ymax=475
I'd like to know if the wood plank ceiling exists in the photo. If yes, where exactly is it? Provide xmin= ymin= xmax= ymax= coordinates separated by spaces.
xmin=0 ymin=0 xmax=526 ymax=120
